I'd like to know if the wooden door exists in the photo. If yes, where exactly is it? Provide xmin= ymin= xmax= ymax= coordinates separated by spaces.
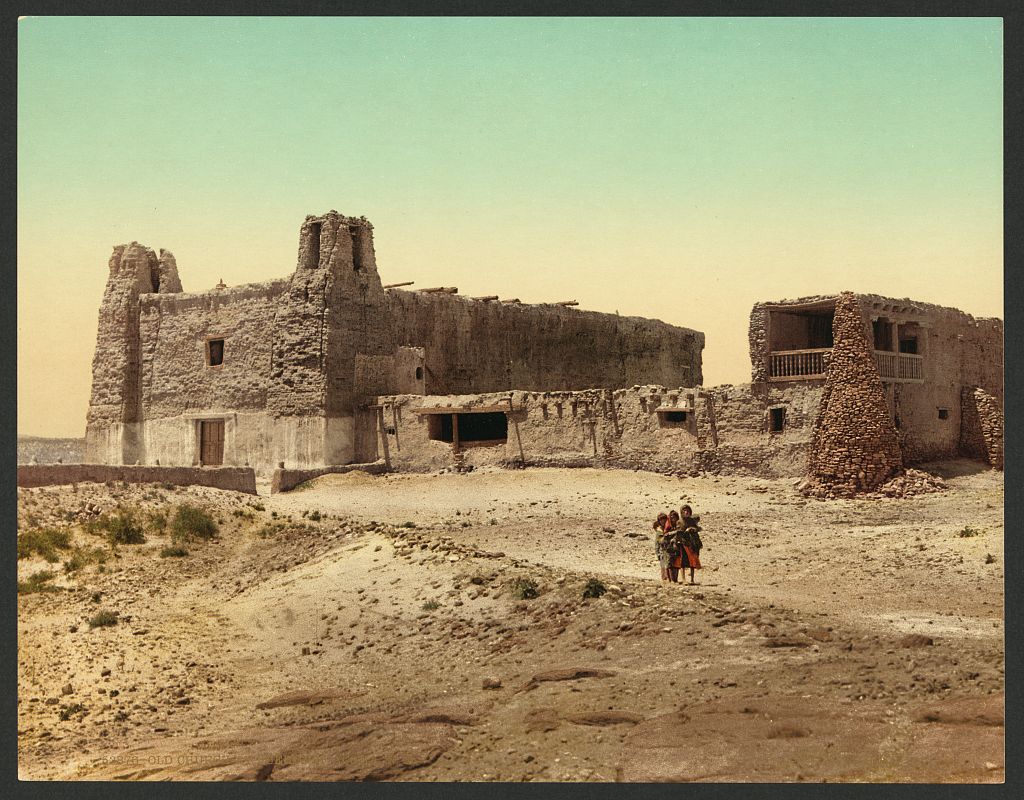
xmin=200 ymin=420 xmax=224 ymax=466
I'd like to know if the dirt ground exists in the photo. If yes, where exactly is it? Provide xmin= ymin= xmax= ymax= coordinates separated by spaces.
xmin=17 ymin=461 xmax=1004 ymax=782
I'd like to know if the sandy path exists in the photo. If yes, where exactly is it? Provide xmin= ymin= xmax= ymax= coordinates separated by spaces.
xmin=17 ymin=463 xmax=1004 ymax=782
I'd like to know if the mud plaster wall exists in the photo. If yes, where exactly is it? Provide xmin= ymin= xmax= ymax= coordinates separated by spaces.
xmin=854 ymin=294 xmax=1003 ymax=465
xmin=380 ymin=292 xmax=704 ymax=395
xmin=376 ymin=382 xmax=820 ymax=478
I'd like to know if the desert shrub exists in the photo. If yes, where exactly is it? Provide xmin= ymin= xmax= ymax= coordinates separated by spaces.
xmin=95 ymin=508 xmax=146 ymax=545
xmin=59 ymin=703 xmax=87 ymax=721
xmin=88 ymin=610 xmax=119 ymax=628
xmin=249 ymin=501 xmax=265 ymax=512
xmin=17 ymin=528 xmax=72 ymax=562
xmin=511 ymin=577 xmax=539 ymax=600
xmin=582 ymin=578 xmax=607 ymax=599
xmin=421 ymin=600 xmax=441 ymax=611
xmin=63 ymin=546 xmax=108 ymax=575
xmin=985 ymin=553 xmax=997 ymax=564
xmin=308 ymin=510 xmax=322 ymax=522
xmin=401 ymin=521 xmax=417 ymax=529
xmin=159 ymin=546 xmax=189 ymax=558
xmin=256 ymin=522 xmax=284 ymax=539
xmin=170 ymin=505 xmax=218 ymax=542
xmin=18 ymin=570 xmax=58 ymax=595
xmin=957 ymin=526 xmax=982 ymax=538
xmin=147 ymin=508 xmax=168 ymax=534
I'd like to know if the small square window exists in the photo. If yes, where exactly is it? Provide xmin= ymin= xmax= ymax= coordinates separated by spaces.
xmin=938 ymin=408 xmax=949 ymax=420
xmin=207 ymin=339 xmax=225 ymax=367
xmin=770 ymin=407 xmax=786 ymax=433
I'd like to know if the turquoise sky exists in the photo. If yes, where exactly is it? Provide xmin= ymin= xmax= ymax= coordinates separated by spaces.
xmin=19 ymin=17 xmax=1003 ymax=436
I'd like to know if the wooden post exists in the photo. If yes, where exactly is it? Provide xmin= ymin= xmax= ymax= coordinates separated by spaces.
xmin=451 ymin=413 xmax=460 ymax=454
xmin=376 ymin=407 xmax=391 ymax=471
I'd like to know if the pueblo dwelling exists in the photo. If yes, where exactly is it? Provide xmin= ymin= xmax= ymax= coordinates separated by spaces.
xmin=85 ymin=210 xmax=1003 ymax=490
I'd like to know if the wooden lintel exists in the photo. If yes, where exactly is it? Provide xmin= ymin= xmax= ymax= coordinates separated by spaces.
xmin=413 ymin=404 xmax=519 ymax=415
xmin=472 ymin=295 xmax=499 ymax=301
xmin=419 ymin=286 xmax=459 ymax=294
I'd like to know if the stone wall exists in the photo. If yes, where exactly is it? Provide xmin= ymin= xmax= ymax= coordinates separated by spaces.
xmin=807 ymin=292 xmax=903 ymax=495
xmin=960 ymin=387 xmax=1004 ymax=470
xmin=375 ymin=381 xmax=820 ymax=478
xmin=17 ymin=464 xmax=257 ymax=494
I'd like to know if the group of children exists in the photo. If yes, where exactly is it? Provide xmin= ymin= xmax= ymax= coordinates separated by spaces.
xmin=653 ymin=504 xmax=703 ymax=584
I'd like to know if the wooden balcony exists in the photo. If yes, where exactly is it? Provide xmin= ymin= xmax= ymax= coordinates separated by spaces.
xmin=873 ymin=350 xmax=924 ymax=382
xmin=768 ymin=348 xmax=924 ymax=383
xmin=768 ymin=348 xmax=829 ymax=380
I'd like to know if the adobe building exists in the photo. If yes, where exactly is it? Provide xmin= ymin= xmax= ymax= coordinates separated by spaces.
xmin=85 ymin=210 xmax=1002 ymax=492
xmin=84 ymin=211 xmax=705 ymax=474
xmin=376 ymin=292 xmax=1003 ymax=488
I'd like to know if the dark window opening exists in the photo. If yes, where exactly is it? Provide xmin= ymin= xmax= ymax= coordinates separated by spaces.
xmin=664 ymin=411 xmax=687 ymax=423
xmin=894 ymin=415 xmax=901 ymax=430
xmin=770 ymin=407 xmax=786 ymax=433
xmin=150 ymin=263 xmax=160 ymax=293
xmin=938 ymin=408 xmax=949 ymax=420
xmin=457 ymin=412 xmax=507 ymax=442
xmin=807 ymin=313 xmax=834 ymax=349
xmin=351 ymin=227 xmax=365 ymax=272
xmin=899 ymin=336 xmax=918 ymax=355
xmin=427 ymin=412 xmax=507 ymax=444
xmin=873 ymin=319 xmax=893 ymax=351
xmin=767 ymin=308 xmax=834 ymax=351
xmin=207 ymin=339 xmax=224 ymax=367
xmin=308 ymin=222 xmax=322 ymax=268
xmin=428 ymin=414 xmax=453 ymax=443
xmin=415 ymin=366 xmax=424 ymax=381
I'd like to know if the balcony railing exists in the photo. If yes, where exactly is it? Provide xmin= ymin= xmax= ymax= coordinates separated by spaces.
xmin=768 ymin=348 xmax=924 ymax=383
xmin=873 ymin=350 xmax=923 ymax=382
xmin=769 ymin=348 xmax=829 ymax=380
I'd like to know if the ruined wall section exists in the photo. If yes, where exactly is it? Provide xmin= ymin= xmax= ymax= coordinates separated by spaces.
xmin=377 ymin=381 xmax=819 ymax=478
xmin=381 ymin=292 xmax=704 ymax=395
xmin=85 ymin=243 xmax=163 ymax=464
xmin=156 ymin=250 xmax=183 ymax=293
xmin=807 ymin=293 xmax=903 ymax=496
xmin=960 ymin=387 xmax=1003 ymax=470
xmin=748 ymin=304 xmax=770 ymax=383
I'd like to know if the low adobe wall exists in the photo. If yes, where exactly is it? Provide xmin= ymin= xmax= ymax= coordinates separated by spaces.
xmin=271 ymin=461 xmax=388 ymax=494
xmin=17 ymin=464 xmax=257 ymax=494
